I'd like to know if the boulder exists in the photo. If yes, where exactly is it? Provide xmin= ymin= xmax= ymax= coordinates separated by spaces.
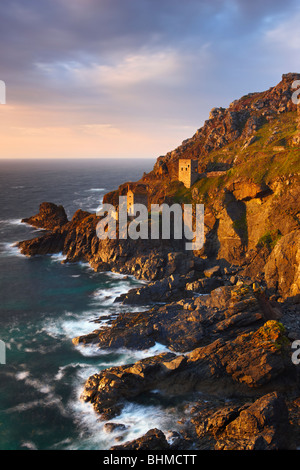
xmin=80 ymin=320 xmax=294 ymax=421
xmin=216 ymin=392 xmax=292 ymax=450
xmin=264 ymin=230 xmax=300 ymax=300
xmin=73 ymin=284 xmax=267 ymax=353
xmin=22 ymin=202 xmax=68 ymax=230
xmin=110 ymin=428 xmax=170 ymax=450
xmin=103 ymin=423 xmax=127 ymax=434
xmin=191 ymin=392 xmax=292 ymax=450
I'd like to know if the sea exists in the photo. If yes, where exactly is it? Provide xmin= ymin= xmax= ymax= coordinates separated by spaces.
xmin=0 ymin=158 xmax=183 ymax=451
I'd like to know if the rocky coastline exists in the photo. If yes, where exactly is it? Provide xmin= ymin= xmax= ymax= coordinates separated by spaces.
xmin=17 ymin=199 xmax=300 ymax=450
xmin=17 ymin=73 xmax=300 ymax=450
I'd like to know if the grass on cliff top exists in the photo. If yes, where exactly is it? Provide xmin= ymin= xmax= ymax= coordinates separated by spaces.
xmin=225 ymin=111 xmax=300 ymax=184
xmin=173 ymin=111 xmax=300 ymax=204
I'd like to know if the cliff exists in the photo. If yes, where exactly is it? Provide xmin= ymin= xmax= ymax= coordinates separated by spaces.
xmin=17 ymin=73 xmax=300 ymax=450
xmin=18 ymin=73 xmax=300 ymax=300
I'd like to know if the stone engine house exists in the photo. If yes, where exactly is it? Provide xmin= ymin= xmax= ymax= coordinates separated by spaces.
xmin=127 ymin=184 xmax=148 ymax=217
xmin=178 ymin=159 xmax=198 ymax=188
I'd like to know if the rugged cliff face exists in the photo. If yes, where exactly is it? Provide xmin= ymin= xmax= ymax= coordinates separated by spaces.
xmin=18 ymin=74 xmax=300 ymax=300
xmin=103 ymin=73 xmax=300 ymax=300
xmin=17 ymin=73 xmax=300 ymax=450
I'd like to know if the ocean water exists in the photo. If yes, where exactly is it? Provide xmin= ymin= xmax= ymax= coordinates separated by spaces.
xmin=0 ymin=158 xmax=182 ymax=450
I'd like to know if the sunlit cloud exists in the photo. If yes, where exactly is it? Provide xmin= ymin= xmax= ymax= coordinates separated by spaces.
xmin=264 ymin=11 xmax=300 ymax=52
xmin=0 ymin=0 xmax=298 ymax=159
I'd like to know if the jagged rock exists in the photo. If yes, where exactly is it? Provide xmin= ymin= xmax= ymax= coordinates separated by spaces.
xmin=215 ymin=392 xmax=292 ymax=450
xmin=264 ymin=230 xmax=300 ymax=300
xmin=110 ymin=428 xmax=170 ymax=450
xmin=226 ymin=179 xmax=271 ymax=201
xmin=22 ymin=202 xmax=68 ymax=230
xmin=16 ymin=73 xmax=300 ymax=451
xmin=203 ymin=265 xmax=222 ymax=278
xmin=103 ymin=423 xmax=127 ymax=434
xmin=115 ymin=274 xmax=189 ymax=305
xmin=80 ymin=320 xmax=294 ymax=421
xmin=73 ymin=284 xmax=268 ymax=352
xmin=191 ymin=392 xmax=292 ymax=450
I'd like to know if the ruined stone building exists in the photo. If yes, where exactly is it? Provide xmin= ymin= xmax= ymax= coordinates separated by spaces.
xmin=127 ymin=184 xmax=148 ymax=216
xmin=178 ymin=159 xmax=198 ymax=188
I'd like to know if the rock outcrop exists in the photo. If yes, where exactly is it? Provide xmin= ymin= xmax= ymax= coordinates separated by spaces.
xmin=110 ymin=428 xmax=171 ymax=451
xmin=21 ymin=202 xmax=68 ymax=230
xmin=73 ymin=284 xmax=276 ymax=352
xmin=17 ymin=73 xmax=300 ymax=450
xmin=264 ymin=230 xmax=300 ymax=301
xmin=191 ymin=391 xmax=292 ymax=450
xmin=80 ymin=320 xmax=295 ymax=421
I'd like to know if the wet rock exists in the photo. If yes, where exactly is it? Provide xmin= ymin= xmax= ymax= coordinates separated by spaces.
xmin=81 ymin=320 xmax=294 ymax=421
xmin=103 ymin=423 xmax=127 ymax=434
xmin=115 ymin=274 xmax=190 ymax=305
xmin=73 ymin=284 xmax=268 ymax=353
xmin=110 ymin=428 xmax=170 ymax=450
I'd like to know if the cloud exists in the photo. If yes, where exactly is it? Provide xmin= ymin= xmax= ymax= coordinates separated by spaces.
xmin=0 ymin=0 xmax=299 ymax=158
xmin=77 ymin=51 xmax=183 ymax=88
xmin=35 ymin=49 xmax=185 ymax=89
xmin=264 ymin=11 xmax=300 ymax=52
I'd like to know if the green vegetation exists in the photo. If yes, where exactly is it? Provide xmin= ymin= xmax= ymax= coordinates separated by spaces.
xmin=257 ymin=229 xmax=282 ymax=250
xmin=227 ymin=111 xmax=300 ymax=184
xmin=254 ymin=320 xmax=289 ymax=351
xmin=171 ymin=110 xmax=299 ymax=205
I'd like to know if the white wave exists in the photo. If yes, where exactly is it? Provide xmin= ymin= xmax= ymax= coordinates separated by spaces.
xmin=66 ymin=389 xmax=179 ymax=450
xmin=76 ymin=260 xmax=93 ymax=271
xmin=91 ymin=284 xmax=130 ymax=305
xmin=6 ymin=399 xmax=43 ymax=413
xmin=45 ymin=313 xmax=101 ymax=340
xmin=21 ymin=441 xmax=38 ymax=450
xmin=105 ymin=271 xmax=146 ymax=285
xmin=108 ymin=401 xmax=178 ymax=442
xmin=0 ymin=218 xmax=23 ymax=226
xmin=50 ymin=252 xmax=67 ymax=262
xmin=104 ymin=271 xmax=129 ymax=279
xmin=85 ymin=188 xmax=106 ymax=192
xmin=0 ymin=242 xmax=26 ymax=258
xmin=54 ymin=362 xmax=95 ymax=381
xmin=12 ymin=369 xmax=69 ymax=418
xmin=75 ymin=341 xmax=173 ymax=364
xmin=16 ymin=371 xmax=30 ymax=381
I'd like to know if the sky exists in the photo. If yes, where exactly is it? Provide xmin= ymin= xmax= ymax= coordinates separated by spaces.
xmin=0 ymin=0 xmax=299 ymax=159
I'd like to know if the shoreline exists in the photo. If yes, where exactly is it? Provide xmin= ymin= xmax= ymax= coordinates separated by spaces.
xmin=13 ymin=71 xmax=300 ymax=448
xmin=15 ymin=202 xmax=300 ymax=450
